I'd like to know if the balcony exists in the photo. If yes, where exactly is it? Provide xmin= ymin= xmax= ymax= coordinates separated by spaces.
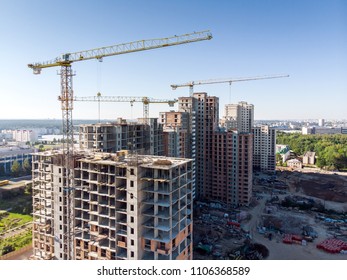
xmin=143 ymin=218 xmax=154 ymax=228
xmin=143 ymin=207 xmax=154 ymax=216
xmin=116 ymin=216 xmax=127 ymax=225
xmin=116 ymin=185 xmax=126 ymax=191
xmin=156 ymin=186 xmax=171 ymax=195
xmin=116 ymin=229 xmax=127 ymax=236
xmin=157 ymin=247 xmax=171 ymax=255
xmin=142 ymin=196 xmax=155 ymax=205
xmin=116 ymin=195 xmax=126 ymax=202
xmin=143 ymin=229 xmax=175 ymax=243
xmin=99 ymin=199 xmax=108 ymax=206
xmin=141 ymin=172 xmax=154 ymax=181
xmin=115 ymin=207 xmax=127 ymax=213
xmin=141 ymin=251 xmax=155 ymax=260
xmin=156 ymin=208 xmax=170 ymax=219
xmin=116 ymin=248 xmax=127 ymax=259
xmin=155 ymin=220 xmax=171 ymax=231
xmin=117 ymin=241 xmax=127 ymax=248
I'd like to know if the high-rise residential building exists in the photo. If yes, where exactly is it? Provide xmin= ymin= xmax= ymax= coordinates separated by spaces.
xmin=253 ymin=125 xmax=276 ymax=172
xmin=178 ymin=93 xmax=219 ymax=199
xmin=318 ymin=118 xmax=325 ymax=127
xmin=32 ymin=150 xmax=193 ymax=260
xmin=224 ymin=101 xmax=254 ymax=133
xmin=236 ymin=133 xmax=253 ymax=204
xmin=79 ymin=118 xmax=163 ymax=156
xmin=159 ymin=111 xmax=190 ymax=158
xmin=177 ymin=93 xmax=252 ymax=205
xmin=212 ymin=131 xmax=253 ymax=206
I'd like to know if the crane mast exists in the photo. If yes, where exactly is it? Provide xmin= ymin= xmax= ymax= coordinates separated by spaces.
xmin=171 ymin=74 xmax=289 ymax=96
xmin=28 ymin=30 xmax=211 ymax=260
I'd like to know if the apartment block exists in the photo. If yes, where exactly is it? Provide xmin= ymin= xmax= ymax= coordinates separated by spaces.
xmin=237 ymin=133 xmax=253 ymax=205
xmin=79 ymin=118 xmax=163 ymax=155
xmin=224 ymin=102 xmax=254 ymax=133
xmin=12 ymin=129 xmax=38 ymax=143
xmin=159 ymin=111 xmax=190 ymax=158
xmin=212 ymin=131 xmax=253 ymax=206
xmin=253 ymin=125 xmax=276 ymax=172
xmin=32 ymin=150 xmax=193 ymax=260
xmin=178 ymin=93 xmax=219 ymax=199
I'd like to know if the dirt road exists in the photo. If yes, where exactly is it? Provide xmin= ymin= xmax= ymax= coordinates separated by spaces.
xmin=244 ymin=194 xmax=347 ymax=260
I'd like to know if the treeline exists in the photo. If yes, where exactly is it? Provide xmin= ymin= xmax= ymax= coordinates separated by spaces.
xmin=0 ymin=158 xmax=32 ymax=178
xmin=276 ymin=132 xmax=347 ymax=170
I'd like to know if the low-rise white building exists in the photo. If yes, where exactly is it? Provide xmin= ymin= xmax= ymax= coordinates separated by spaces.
xmin=287 ymin=158 xmax=302 ymax=169
xmin=303 ymin=151 xmax=316 ymax=165
xmin=276 ymin=144 xmax=291 ymax=163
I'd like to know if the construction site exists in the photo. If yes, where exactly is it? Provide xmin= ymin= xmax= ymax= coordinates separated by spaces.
xmin=23 ymin=27 xmax=346 ymax=262
xmin=193 ymin=169 xmax=347 ymax=260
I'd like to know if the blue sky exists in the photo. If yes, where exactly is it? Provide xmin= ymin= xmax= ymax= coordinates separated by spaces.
xmin=0 ymin=0 xmax=346 ymax=120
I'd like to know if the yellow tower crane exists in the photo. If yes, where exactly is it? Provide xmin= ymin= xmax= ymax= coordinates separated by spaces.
xmin=73 ymin=94 xmax=177 ymax=123
xmin=171 ymin=74 xmax=289 ymax=96
xmin=28 ymin=30 xmax=212 ymax=260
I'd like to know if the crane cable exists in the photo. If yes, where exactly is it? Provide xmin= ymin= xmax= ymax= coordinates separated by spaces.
xmin=96 ymin=61 xmax=102 ymax=122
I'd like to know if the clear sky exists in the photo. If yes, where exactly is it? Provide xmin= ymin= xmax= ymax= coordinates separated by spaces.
xmin=0 ymin=0 xmax=346 ymax=121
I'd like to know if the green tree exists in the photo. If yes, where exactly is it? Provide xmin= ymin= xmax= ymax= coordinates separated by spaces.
xmin=276 ymin=132 xmax=347 ymax=170
xmin=24 ymin=183 xmax=32 ymax=195
xmin=11 ymin=160 xmax=22 ymax=177
xmin=38 ymin=144 xmax=45 ymax=152
xmin=1 ymin=244 xmax=14 ymax=256
xmin=22 ymin=158 xmax=31 ymax=175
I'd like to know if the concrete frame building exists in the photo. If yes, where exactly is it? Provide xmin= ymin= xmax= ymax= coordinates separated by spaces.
xmin=159 ymin=111 xmax=191 ymax=158
xmin=32 ymin=150 xmax=193 ymax=260
xmin=253 ymin=125 xmax=276 ymax=173
xmin=79 ymin=118 xmax=163 ymax=156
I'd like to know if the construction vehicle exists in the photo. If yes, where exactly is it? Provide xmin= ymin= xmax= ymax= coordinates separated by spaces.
xmin=171 ymin=74 xmax=289 ymax=96
xmin=74 ymin=94 xmax=177 ymax=124
xmin=28 ymin=30 xmax=212 ymax=260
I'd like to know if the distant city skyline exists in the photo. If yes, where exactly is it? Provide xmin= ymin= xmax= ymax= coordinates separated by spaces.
xmin=0 ymin=0 xmax=346 ymax=120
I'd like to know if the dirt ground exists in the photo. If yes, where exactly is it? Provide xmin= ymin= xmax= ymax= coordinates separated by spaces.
xmin=194 ymin=169 xmax=347 ymax=260
xmin=246 ymin=194 xmax=347 ymax=260
xmin=278 ymin=169 xmax=347 ymax=204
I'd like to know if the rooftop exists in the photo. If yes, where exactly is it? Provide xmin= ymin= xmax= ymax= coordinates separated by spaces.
xmin=34 ymin=149 xmax=192 ymax=169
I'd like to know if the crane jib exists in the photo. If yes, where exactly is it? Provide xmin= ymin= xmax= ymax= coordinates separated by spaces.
xmin=28 ymin=30 xmax=212 ymax=71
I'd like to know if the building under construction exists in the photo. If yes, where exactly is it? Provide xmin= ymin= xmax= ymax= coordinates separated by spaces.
xmin=32 ymin=150 xmax=193 ymax=260
xmin=79 ymin=118 xmax=163 ymax=156
xmin=159 ymin=111 xmax=191 ymax=158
